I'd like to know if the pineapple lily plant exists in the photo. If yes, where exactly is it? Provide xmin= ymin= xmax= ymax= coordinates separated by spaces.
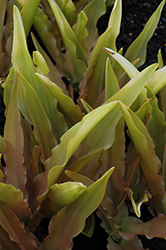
xmin=0 ymin=0 xmax=166 ymax=249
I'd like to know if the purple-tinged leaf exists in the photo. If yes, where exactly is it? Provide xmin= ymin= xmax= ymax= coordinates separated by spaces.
xmin=39 ymin=167 xmax=114 ymax=250
xmin=0 ymin=201 xmax=37 ymax=250
xmin=3 ymin=72 xmax=27 ymax=198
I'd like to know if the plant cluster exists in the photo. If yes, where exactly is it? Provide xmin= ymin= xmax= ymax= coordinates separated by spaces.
xmin=0 ymin=0 xmax=166 ymax=249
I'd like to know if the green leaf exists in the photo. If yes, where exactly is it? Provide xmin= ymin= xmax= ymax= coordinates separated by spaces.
xmin=83 ymin=0 xmax=106 ymax=51
xmin=12 ymin=6 xmax=67 ymax=141
xmin=18 ymin=72 xmax=57 ymax=162
xmin=48 ymin=0 xmax=87 ymax=82
xmin=31 ymin=33 xmax=68 ymax=94
xmin=148 ymin=66 xmax=166 ymax=95
xmin=104 ymin=48 xmax=139 ymax=79
xmin=72 ymin=11 xmax=88 ymax=48
xmin=0 ymin=201 xmax=37 ymax=250
xmin=3 ymin=72 xmax=27 ymax=197
xmin=20 ymin=0 xmax=41 ymax=37
xmin=38 ymin=181 xmax=86 ymax=218
xmin=35 ymin=73 xmax=83 ymax=127
xmin=105 ymin=57 xmax=119 ymax=100
xmin=105 ymin=64 xmax=157 ymax=108
xmin=78 ymin=0 xmax=122 ymax=106
xmin=33 ymin=51 xmax=49 ymax=76
xmin=126 ymin=189 xmax=152 ymax=217
xmin=125 ymin=0 xmax=165 ymax=68
xmin=118 ymin=101 xmax=165 ymax=212
xmin=39 ymin=167 xmax=114 ymax=250
xmin=0 ymin=183 xmax=30 ymax=221
xmin=146 ymin=87 xmax=166 ymax=161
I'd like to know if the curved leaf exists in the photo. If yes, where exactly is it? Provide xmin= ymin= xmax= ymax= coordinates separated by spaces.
xmin=3 ymin=72 xmax=27 ymax=198
xmin=39 ymin=167 xmax=114 ymax=250
xmin=0 ymin=201 xmax=37 ymax=250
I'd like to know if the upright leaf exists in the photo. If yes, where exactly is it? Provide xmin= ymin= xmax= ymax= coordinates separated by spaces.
xmin=3 ymin=72 xmax=27 ymax=198
xmin=125 ymin=0 xmax=165 ymax=68
xmin=48 ymin=0 xmax=87 ymax=82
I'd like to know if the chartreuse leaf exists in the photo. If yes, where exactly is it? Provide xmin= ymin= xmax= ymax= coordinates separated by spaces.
xmin=20 ymin=0 xmax=41 ymax=37
xmin=105 ymin=64 xmax=157 ymax=107
xmin=3 ymin=72 xmax=27 ymax=198
xmin=48 ymin=0 xmax=87 ymax=82
xmin=0 ymin=183 xmax=30 ymax=221
xmin=100 ymin=116 xmax=125 ymax=206
xmin=118 ymin=102 xmax=165 ymax=212
xmin=125 ymin=0 xmax=165 ymax=68
xmin=79 ymin=0 xmax=121 ymax=106
xmin=72 ymin=11 xmax=88 ymax=48
xmin=12 ymin=6 xmax=67 ymax=142
xmin=33 ymin=7 xmax=63 ymax=65
xmin=104 ymin=48 xmax=139 ymax=79
xmin=105 ymin=57 xmax=119 ymax=101
xmin=39 ymin=167 xmax=114 ymax=250
xmin=33 ymin=51 xmax=49 ymax=76
xmin=38 ymin=181 xmax=86 ymax=218
xmin=31 ymin=33 xmax=68 ymax=95
xmin=148 ymin=66 xmax=166 ymax=95
xmin=17 ymin=72 xmax=57 ymax=162
xmin=55 ymin=0 xmax=77 ymax=26
xmin=76 ymin=65 xmax=157 ymax=161
xmin=0 ymin=201 xmax=37 ymax=250
xmin=146 ymin=86 xmax=166 ymax=161
xmin=83 ymin=0 xmax=106 ymax=51
xmin=35 ymin=73 xmax=83 ymax=127
xmin=126 ymin=188 xmax=152 ymax=217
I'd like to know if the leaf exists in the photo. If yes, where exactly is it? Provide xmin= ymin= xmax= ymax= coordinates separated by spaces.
xmin=31 ymin=33 xmax=68 ymax=94
xmin=20 ymin=0 xmax=41 ymax=37
xmin=38 ymin=181 xmax=86 ymax=218
xmin=48 ymin=0 xmax=87 ymax=82
xmin=79 ymin=0 xmax=122 ymax=107
xmin=100 ymin=116 xmax=125 ymax=206
xmin=3 ymin=72 xmax=27 ymax=198
xmin=39 ymin=167 xmax=114 ymax=250
xmin=35 ymin=73 xmax=83 ymax=127
xmin=148 ymin=66 xmax=166 ymax=95
xmin=33 ymin=51 xmax=49 ymax=76
xmin=105 ymin=64 xmax=157 ymax=107
xmin=125 ymin=0 xmax=165 ymax=68
xmin=72 ymin=11 xmax=88 ymax=48
xmin=118 ymin=101 xmax=165 ymax=211
xmin=0 ymin=135 xmax=4 ymax=153
xmin=18 ymin=72 xmax=57 ymax=162
xmin=126 ymin=188 xmax=152 ymax=217
xmin=12 ymin=6 xmax=67 ymax=142
xmin=0 ymin=201 xmax=37 ymax=250
xmin=105 ymin=57 xmax=119 ymax=101
xmin=146 ymin=87 xmax=166 ymax=161
xmin=120 ymin=213 xmax=166 ymax=240
xmin=83 ymin=0 xmax=106 ymax=51
xmin=0 ymin=225 xmax=20 ymax=250
xmin=0 ymin=183 xmax=30 ymax=221
xmin=33 ymin=7 xmax=63 ymax=65
xmin=104 ymin=48 xmax=139 ymax=79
